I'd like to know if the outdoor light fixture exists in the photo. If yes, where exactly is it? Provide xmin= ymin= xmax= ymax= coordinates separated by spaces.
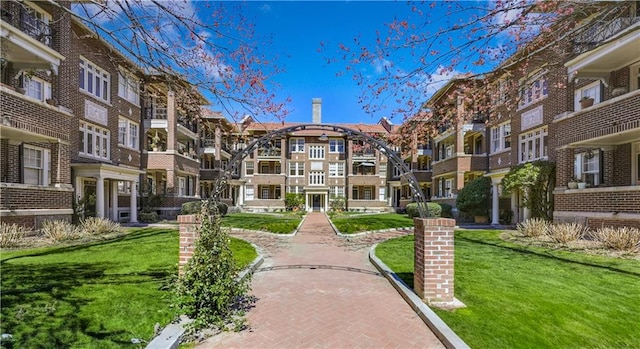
xmin=318 ymin=132 xmax=329 ymax=141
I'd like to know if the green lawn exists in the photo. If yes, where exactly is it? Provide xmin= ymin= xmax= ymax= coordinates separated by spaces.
xmin=375 ymin=229 xmax=640 ymax=348
xmin=330 ymin=213 xmax=413 ymax=234
xmin=0 ymin=228 xmax=257 ymax=348
xmin=221 ymin=213 xmax=302 ymax=234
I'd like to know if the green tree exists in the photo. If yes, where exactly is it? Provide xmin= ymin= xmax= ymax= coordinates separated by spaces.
xmin=456 ymin=177 xmax=492 ymax=217
xmin=502 ymin=161 xmax=556 ymax=221
xmin=173 ymin=201 xmax=252 ymax=332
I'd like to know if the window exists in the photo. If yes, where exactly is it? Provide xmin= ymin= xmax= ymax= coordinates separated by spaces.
xmin=379 ymin=163 xmax=387 ymax=177
xmin=574 ymin=81 xmax=602 ymax=110
xmin=290 ymin=138 xmax=305 ymax=153
xmin=309 ymin=145 xmax=325 ymax=159
xmin=178 ymin=177 xmax=186 ymax=196
xmin=631 ymin=62 xmax=640 ymax=92
xmin=352 ymin=187 xmax=359 ymax=200
xmin=261 ymin=187 xmax=270 ymax=199
xmin=245 ymin=185 xmax=254 ymax=200
xmin=575 ymin=150 xmax=601 ymax=187
xmin=245 ymin=162 xmax=254 ymax=176
xmin=118 ymin=181 xmax=132 ymax=194
xmin=118 ymin=118 xmax=139 ymax=149
xmin=118 ymin=69 xmax=140 ymax=105
xmin=378 ymin=187 xmax=386 ymax=201
xmin=363 ymin=187 xmax=372 ymax=200
xmin=22 ymin=145 xmax=50 ymax=185
xmin=392 ymin=165 xmax=402 ymax=177
xmin=79 ymin=57 xmax=110 ymax=102
xmin=519 ymin=126 xmax=548 ymax=163
xmin=329 ymin=186 xmax=344 ymax=199
xmin=23 ymin=75 xmax=51 ymax=102
xmin=289 ymin=162 xmax=304 ymax=177
xmin=518 ymin=73 xmax=548 ymax=108
xmin=329 ymin=162 xmax=344 ymax=177
xmin=491 ymin=122 xmax=511 ymax=153
xmin=439 ymin=178 xmax=453 ymax=197
xmin=329 ymin=139 xmax=345 ymax=153
xmin=309 ymin=171 xmax=325 ymax=185
xmin=288 ymin=186 xmax=303 ymax=194
xmin=79 ymin=122 xmax=110 ymax=160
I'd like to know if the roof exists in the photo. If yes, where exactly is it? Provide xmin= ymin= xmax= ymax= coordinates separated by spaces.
xmin=242 ymin=121 xmax=389 ymax=135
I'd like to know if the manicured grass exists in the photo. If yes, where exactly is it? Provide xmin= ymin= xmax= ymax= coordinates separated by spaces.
xmin=221 ymin=213 xmax=302 ymax=234
xmin=375 ymin=229 xmax=640 ymax=348
xmin=330 ymin=213 xmax=413 ymax=234
xmin=0 ymin=228 xmax=257 ymax=349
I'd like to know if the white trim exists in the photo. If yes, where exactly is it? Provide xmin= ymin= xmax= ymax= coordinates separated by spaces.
xmin=1 ymin=209 xmax=74 ymax=216
xmin=554 ymin=211 xmax=640 ymax=221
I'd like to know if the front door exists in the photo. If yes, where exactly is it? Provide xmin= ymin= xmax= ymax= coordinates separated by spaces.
xmin=312 ymin=194 xmax=321 ymax=211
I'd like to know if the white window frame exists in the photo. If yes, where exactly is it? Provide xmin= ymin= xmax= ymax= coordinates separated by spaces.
xmin=177 ymin=177 xmax=186 ymax=197
xmin=574 ymin=81 xmax=602 ymax=110
xmin=118 ymin=117 xmax=139 ymax=150
xmin=79 ymin=57 xmax=110 ymax=102
xmin=309 ymin=171 xmax=325 ymax=186
xmin=245 ymin=185 xmax=254 ymax=200
xmin=289 ymin=162 xmax=304 ymax=177
xmin=290 ymin=138 xmax=305 ymax=153
xmin=378 ymin=187 xmax=386 ymax=201
xmin=519 ymin=126 xmax=548 ymax=163
xmin=491 ymin=122 xmax=511 ymax=154
xmin=288 ymin=186 xmax=303 ymax=194
xmin=118 ymin=68 xmax=140 ymax=105
xmin=329 ymin=186 xmax=345 ymax=199
xmin=363 ymin=187 xmax=372 ymax=200
xmin=23 ymin=75 xmax=51 ymax=102
xmin=518 ymin=73 xmax=548 ymax=109
xmin=79 ymin=122 xmax=110 ymax=160
xmin=309 ymin=145 xmax=325 ymax=160
xmin=261 ymin=187 xmax=270 ymax=200
xmin=379 ymin=163 xmax=387 ymax=177
xmin=329 ymin=162 xmax=344 ymax=177
xmin=575 ymin=150 xmax=601 ymax=187
xmin=118 ymin=181 xmax=132 ymax=194
xmin=245 ymin=162 xmax=254 ymax=176
xmin=22 ymin=145 xmax=50 ymax=186
xmin=329 ymin=139 xmax=345 ymax=153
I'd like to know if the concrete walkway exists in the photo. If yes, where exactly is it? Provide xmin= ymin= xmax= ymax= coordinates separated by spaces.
xmin=197 ymin=212 xmax=445 ymax=349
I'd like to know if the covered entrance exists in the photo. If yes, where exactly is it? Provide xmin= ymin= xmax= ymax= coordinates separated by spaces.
xmin=304 ymin=188 xmax=329 ymax=212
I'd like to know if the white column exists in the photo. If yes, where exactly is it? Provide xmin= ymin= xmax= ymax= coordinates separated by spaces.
xmin=130 ymin=180 xmax=138 ymax=223
xmin=511 ymin=191 xmax=518 ymax=224
xmin=491 ymin=181 xmax=500 ymax=226
xmin=238 ymin=185 xmax=245 ymax=206
xmin=522 ymin=189 xmax=531 ymax=221
xmin=75 ymin=176 xmax=83 ymax=200
xmin=95 ymin=176 xmax=105 ymax=218
xmin=324 ymin=194 xmax=329 ymax=212
xmin=111 ymin=181 xmax=119 ymax=221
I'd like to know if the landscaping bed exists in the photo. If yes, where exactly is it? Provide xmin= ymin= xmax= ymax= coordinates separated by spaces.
xmin=375 ymin=229 xmax=640 ymax=348
xmin=329 ymin=213 xmax=413 ymax=234
xmin=0 ymin=228 xmax=256 ymax=348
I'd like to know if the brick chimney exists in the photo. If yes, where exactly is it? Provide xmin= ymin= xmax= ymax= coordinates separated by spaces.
xmin=312 ymin=98 xmax=322 ymax=124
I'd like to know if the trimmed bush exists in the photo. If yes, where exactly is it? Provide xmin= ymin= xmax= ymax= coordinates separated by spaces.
xmin=181 ymin=201 xmax=228 ymax=216
xmin=440 ymin=203 xmax=453 ymax=218
xmin=0 ymin=223 xmax=31 ymax=248
xmin=406 ymin=202 xmax=442 ymax=218
xmin=456 ymin=177 xmax=491 ymax=216
xmin=516 ymin=218 xmax=549 ymax=238
xmin=591 ymin=226 xmax=640 ymax=251
xmin=79 ymin=217 xmax=121 ymax=236
xmin=546 ymin=222 xmax=586 ymax=244
xmin=139 ymin=211 xmax=159 ymax=223
xmin=41 ymin=220 xmax=78 ymax=242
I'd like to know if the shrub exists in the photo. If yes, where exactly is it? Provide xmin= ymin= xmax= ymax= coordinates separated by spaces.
xmin=546 ymin=222 xmax=586 ymax=244
xmin=591 ymin=226 xmax=640 ymax=251
xmin=41 ymin=220 xmax=78 ymax=242
xmin=440 ymin=203 xmax=453 ymax=218
xmin=330 ymin=196 xmax=346 ymax=212
xmin=284 ymin=193 xmax=305 ymax=211
xmin=516 ymin=218 xmax=550 ymax=238
xmin=0 ymin=223 xmax=31 ymax=248
xmin=182 ymin=201 xmax=228 ymax=217
xmin=217 ymin=202 xmax=228 ymax=216
xmin=406 ymin=202 xmax=442 ymax=218
xmin=139 ymin=211 xmax=159 ymax=223
xmin=456 ymin=177 xmax=491 ymax=216
xmin=79 ymin=217 xmax=121 ymax=236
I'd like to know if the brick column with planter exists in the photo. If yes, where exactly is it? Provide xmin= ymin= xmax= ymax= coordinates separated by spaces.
xmin=413 ymin=217 xmax=457 ymax=307
xmin=178 ymin=214 xmax=199 ymax=275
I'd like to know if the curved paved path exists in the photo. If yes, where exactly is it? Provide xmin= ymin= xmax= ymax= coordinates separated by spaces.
xmin=198 ymin=212 xmax=445 ymax=349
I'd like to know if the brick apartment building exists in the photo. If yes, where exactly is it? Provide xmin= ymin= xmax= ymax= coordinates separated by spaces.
xmin=420 ymin=5 xmax=640 ymax=228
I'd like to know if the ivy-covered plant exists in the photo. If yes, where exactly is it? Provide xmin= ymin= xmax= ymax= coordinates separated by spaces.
xmin=173 ymin=201 xmax=252 ymax=332
xmin=456 ymin=177 xmax=491 ymax=217
xmin=502 ymin=160 xmax=556 ymax=221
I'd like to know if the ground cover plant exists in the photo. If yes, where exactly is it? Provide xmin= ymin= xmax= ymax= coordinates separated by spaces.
xmin=0 ymin=228 xmax=256 ymax=348
xmin=221 ymin=212 xmax=302 ymax=234
xmin=330 ymin=213 xmax=413 ymax=234
xmin=375 ymin=229 xmax=640 ymax=348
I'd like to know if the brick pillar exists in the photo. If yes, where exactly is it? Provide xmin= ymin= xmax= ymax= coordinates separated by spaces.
xmin=179 ymin=214 xmax=199 ymax=275
xmin=414 ymin=217 xmax=456 ymax=304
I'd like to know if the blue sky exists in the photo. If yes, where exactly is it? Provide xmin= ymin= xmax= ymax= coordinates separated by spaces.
xmin=231 ymin=1 xmax=456 ymax=125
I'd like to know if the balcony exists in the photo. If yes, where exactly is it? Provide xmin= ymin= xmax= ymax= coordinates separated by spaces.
xmin=432 ymin=155 xmax=487 ymax=177
xmin=352 ymin=149 xmax=376 ymax=158
xmin=1 ymin=1 xmax=62 ymax=74
xmin=573 ymin=17 xmax=640 ymax=55
xmin=257 ymin=147 xmax=281 ymax=158
xmin=411 ymin=170 xmax=432 ymax=183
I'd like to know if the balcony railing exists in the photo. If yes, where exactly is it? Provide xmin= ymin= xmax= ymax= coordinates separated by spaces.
xmin=257 ymin=148 xmax=281 ymax=157
xmin=352 ymin=149 xmax=376 ymax=157
xmin=1 ymin=1 xmax=52 ymax=47
xmin=201 ymin=138 xmax=215 ymax=148
xmin=144 ymin=106 xmax=167 ymax=120
xmin=573 ymin=17 xmax=640 ymax=54
xmin=178 ymin=115 xmax=197 ymax=134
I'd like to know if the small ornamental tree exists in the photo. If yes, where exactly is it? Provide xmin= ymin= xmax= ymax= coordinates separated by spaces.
xmin=456 ymin=177 xmax=492 ymax=217
xmin=173 ymin=201 xmax=251 ymax=332
xmin=502 ymin=160 xmax=556 ymax=221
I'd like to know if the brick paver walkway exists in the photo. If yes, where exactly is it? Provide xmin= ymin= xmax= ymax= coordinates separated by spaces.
xmin=197 ymin=212 xmax=445 ymax=349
